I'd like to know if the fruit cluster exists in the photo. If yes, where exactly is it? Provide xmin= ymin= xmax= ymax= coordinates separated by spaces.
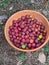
xmin=9 ymin=15 xmax=47 ymax=50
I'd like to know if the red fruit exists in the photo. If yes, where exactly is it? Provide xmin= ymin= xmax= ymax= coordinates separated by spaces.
xmin=19 ymin=37 xmax=22 ymax=40
xmin=36 ymin=43 xmax=41 ymax=48
xmin=25 ymin=43 xmax=28 ymax=46
xmin=26 ymin=47 xmax=29 ymax=49
xmin=21 ymin=35 xmax=24 ymax=38
xmin=18 ymin=34 xmax=21 ymax=37
xmin=15 ymin=23 xmax=18 ymax=27
xmin=35 ymin=39 xmax=39 ymax=44
xmin=43 ymin=37 xmax=46 ymax=40
xmin=25 ymin=35 xmax=28 ymax=39
xmin=26 ymin=38 xmax=29 ymax=43
xmin=12 ymin=32 xmax=15 ymax=35
xmin=30 ymin=39 xmax=34 ymax=43
xmin=22 ymin=38 xmax=25 ymax=42
xmin=39 ymin=22 xmax=42 ymax=25
xmin=26 ymin=31 xmax=29 ymax=34
xmin=28 ymin=18 xmax=31 ymax=23
xmin=23 ymin=28 xmax=26 ymax=32
xmin=41 ymin=39 xmax=45 ymax=43
xmin=42 ymin=33 xmax=46 ymax=36
xmin=14 ymin=39 xmax=17 ymax=43
xmin=22 ymin=32 xmax=25 ymax=35
xmin=31 ymin=28 xmax=35 ymax=31
xmin=35 ymin=24 xmax=39 ymax=28
xmin=21 ymin=16 xmax=25 ymax=20
xmin=21 ymin=42 xmax=24 ymax=45
xmin=16 ymin=33 xmax=18 ymax=36
xmin=32 ymin=43 xmax=36 ymax=48
xmin=14 ymin=29 xmax=18 ymax=33
xmin=28 ymin=28 xmax=31 ymax=32
xmin=31 ymin=36 xmax=35 ymax=40
xmin=36 ymin=31 xmax=40 ymax=35
xmin=16 ymin=44 xmax=20 ymax=48
xmin=18 ymin=27 xmax=21 ymax=31
xmin=10 ymin=38 xmax=13 ymax=41
xmin=40 ymin=25 xmax=45 ymax=30
xmin=25 ymin=15 xmax=30 ymax=19
xmin=13 ymin=20 xmax=16 ymax=24
xmin=18 ymin=18 xmax=21 ymax=22
xmin=29 ymin=25 xmax=32 ymax=28
xmin=29 ymin=33 xmax=33 ymax=37
xmin=9 ymin=31 xmax=12 ymax=34
xmin=36 ymin=21 xmax=39 ymax=25
xmin=9 ymin=26 xmax=13 ymax=29
xmin=11 ymin=29 xmax=14 ymax=32
xmin=13 ymin=35 xmax=16 ymax=39
xmin=20 ymin=24 xmax=24 ymax=28
xmin=32 ymin=24 xmax=36 ymax=28
xmin=9 ymin=35 xmax=12 ymax=38
xmin=9 ymin=15 xmax=46 ymax=50
xmin=33 ymin=31 xmax=36 ymax=35
xmin=35 ymin=33 xmax=38 ymax=37
xmin=14 ymin=27 xmax=16 ymax=29
xmin=17 ymin=40 xmax=20 ymax=43
xmin=33 ymin=19 xmax=37 ymax=23
xmin=28 ymin=43 xmax=32 ymax=48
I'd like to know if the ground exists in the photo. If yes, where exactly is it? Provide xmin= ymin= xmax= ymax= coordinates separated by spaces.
xmin=0 ymin=0 xmax=49 ymax=65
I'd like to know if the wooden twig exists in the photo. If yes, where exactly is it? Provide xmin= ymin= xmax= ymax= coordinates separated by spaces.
xmin=43 ymin=0 xmax=48 ymax=4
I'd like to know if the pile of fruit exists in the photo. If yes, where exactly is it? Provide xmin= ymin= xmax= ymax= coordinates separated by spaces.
xmin=9 ymin=15 xmax=47 ymax=50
